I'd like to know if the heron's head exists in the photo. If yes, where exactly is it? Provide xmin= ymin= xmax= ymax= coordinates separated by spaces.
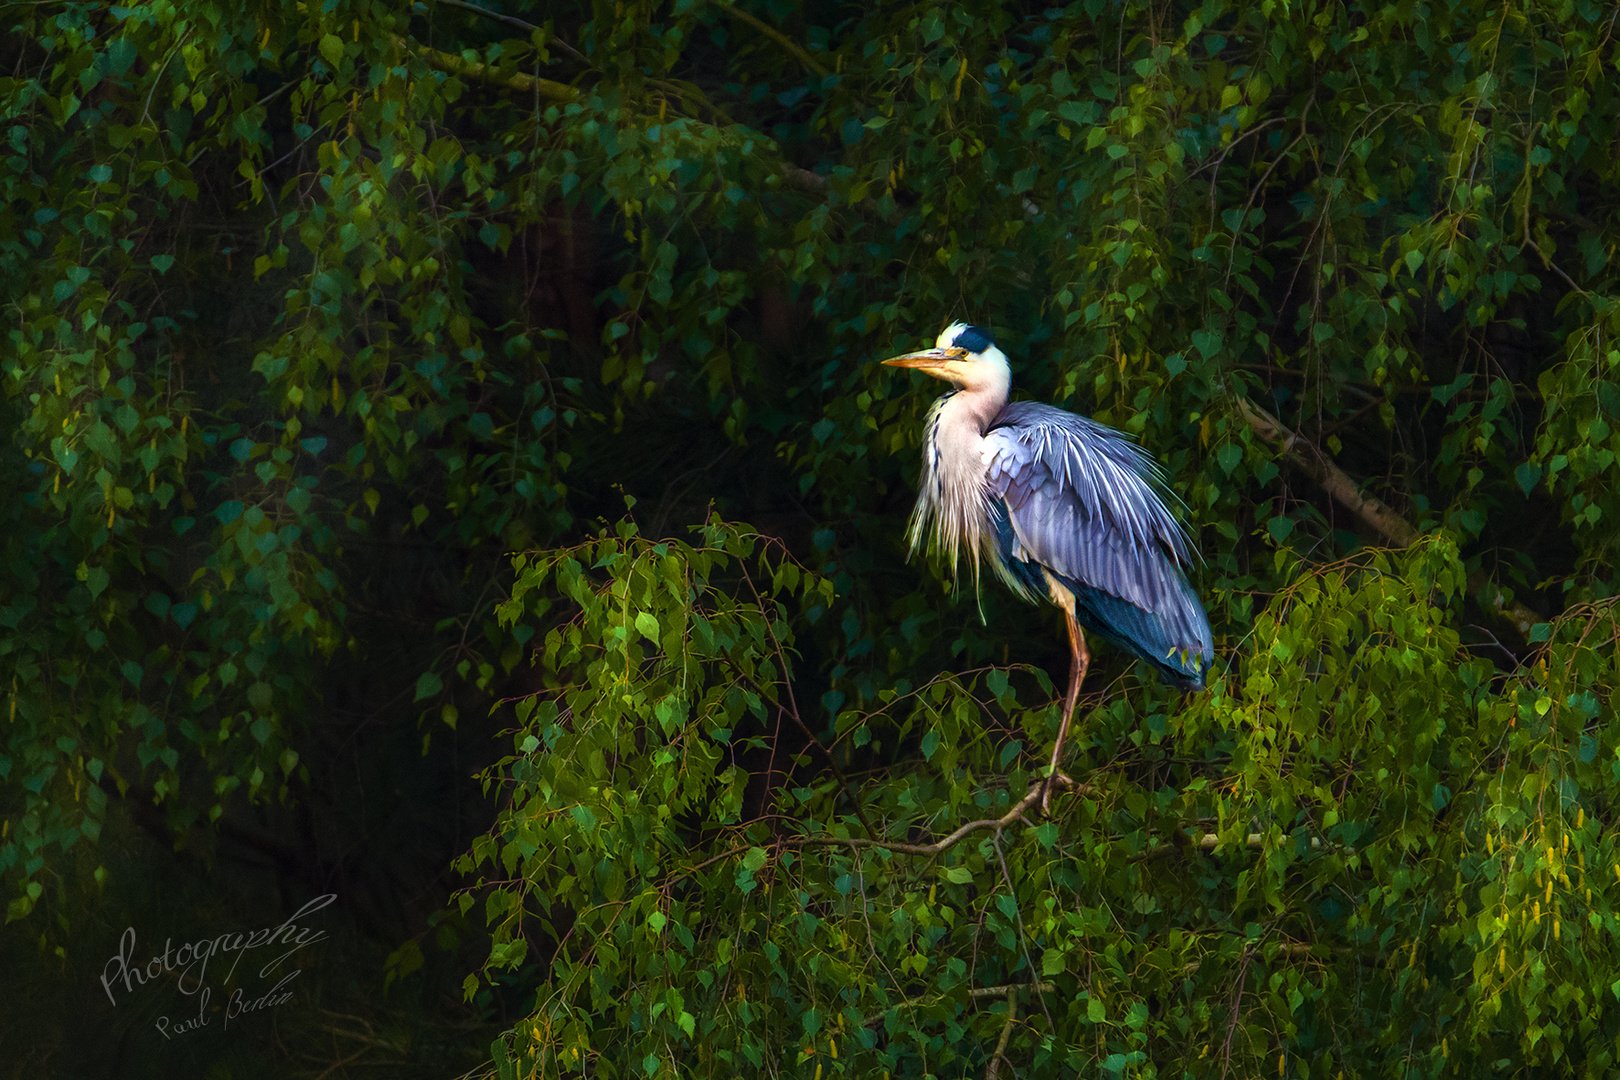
xmin=882 ymin=323 xmax=1010 ymax=394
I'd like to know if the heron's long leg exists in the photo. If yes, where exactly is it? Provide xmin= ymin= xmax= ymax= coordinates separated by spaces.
xmin=1043 ymin=609 xmax=1089 ymax=814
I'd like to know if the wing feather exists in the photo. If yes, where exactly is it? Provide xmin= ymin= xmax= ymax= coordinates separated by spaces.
xmin=984 ymin=402 xmax=1212 ymax=671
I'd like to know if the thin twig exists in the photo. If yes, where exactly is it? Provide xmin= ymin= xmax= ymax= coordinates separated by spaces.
xmin=1131 ymin=831 xmax=1324 ymax=862
xmin=993 ymin=829 xmax=1053 ymax=1030
xmin=434 ymin=0 xmax=536 ymax=33
xmin=429 ymin=0 xmax=592 ymax=64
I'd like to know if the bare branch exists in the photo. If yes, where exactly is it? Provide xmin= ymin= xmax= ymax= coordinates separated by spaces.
xmin=861 ymin=982 xmax=1054 ymax=1031
xmin=399 ymin=34 xmax=829 ymax=196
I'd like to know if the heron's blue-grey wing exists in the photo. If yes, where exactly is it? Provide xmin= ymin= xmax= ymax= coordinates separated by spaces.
xmin=984 ymin=402 xmax=1212 ymax=685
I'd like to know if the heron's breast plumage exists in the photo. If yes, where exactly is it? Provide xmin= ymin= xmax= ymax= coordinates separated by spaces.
xmin=905 ymin=391 xmax=1001 ymax=584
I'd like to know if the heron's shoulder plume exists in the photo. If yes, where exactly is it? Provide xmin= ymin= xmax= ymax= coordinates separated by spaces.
xmin=985 ymin=402 xmax=1195 ymax=566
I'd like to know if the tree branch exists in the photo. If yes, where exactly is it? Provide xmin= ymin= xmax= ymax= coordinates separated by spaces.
xmin=1236 ymin=396 xmax=1417 ymax=545
xmin=1235 ymin=396 xmax=1546 ymax=638
xmin=723 ymin=5 xmax=830 ymax=77
xmin=399 ymin=35 xmax=578 ymax=102
xmin=861 ymin=982 xmax=1054 ymax=1031
xmin=1132 ymin=831 xmax=1324 ymax=862
xmin=786 ymin=775 xmax=1088 ymax=856
xmin=968 ymin=982 xmax=1056 ymax=998
xmin=432 ymin=0 xmax=538 ymax=34
xmin=984 ymin=986 xmax=1017 ymax=1080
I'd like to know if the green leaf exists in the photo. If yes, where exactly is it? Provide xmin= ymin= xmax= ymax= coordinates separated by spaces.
xmin=416 ymin=671 xmax=444 ymax=701
xmin=318 ymin=33 xmax=344 ymax=68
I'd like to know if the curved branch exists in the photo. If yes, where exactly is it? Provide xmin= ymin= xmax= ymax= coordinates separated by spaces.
xmin=786 ymin=775 xmax=1088 ymax=856
xmin=723 ymin=5 xmax=830 ymax=77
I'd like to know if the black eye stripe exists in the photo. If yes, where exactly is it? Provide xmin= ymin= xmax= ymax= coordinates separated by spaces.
xmin=951 ymin=325 xmax=994 ymax=353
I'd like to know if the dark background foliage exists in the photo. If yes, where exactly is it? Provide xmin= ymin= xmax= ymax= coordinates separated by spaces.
xmin=4 ymin=0 xmax=1620 ymax=1076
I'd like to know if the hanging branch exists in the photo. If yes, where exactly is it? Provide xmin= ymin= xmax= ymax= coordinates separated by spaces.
xmin=1236 ymin=396 xmax=1546 ymax=640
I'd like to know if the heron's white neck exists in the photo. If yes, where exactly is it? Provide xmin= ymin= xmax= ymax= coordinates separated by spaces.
xmin=944 ymin=345 xmax=1011 ymax=430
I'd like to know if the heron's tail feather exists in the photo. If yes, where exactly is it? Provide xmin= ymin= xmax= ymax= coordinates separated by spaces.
xmin=1065 ymin=578 xmax=1211 ymax=690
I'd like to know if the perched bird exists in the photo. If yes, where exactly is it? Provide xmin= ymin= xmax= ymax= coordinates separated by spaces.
xmin=882 ymin=322 xmax=1212 ymax=800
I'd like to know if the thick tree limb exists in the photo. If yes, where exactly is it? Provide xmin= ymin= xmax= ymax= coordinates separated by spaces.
xmin=1236 ymin=396 xmax=1545 ymax=638
xmin=1236 ymin=397 xmax=1417 ymax=544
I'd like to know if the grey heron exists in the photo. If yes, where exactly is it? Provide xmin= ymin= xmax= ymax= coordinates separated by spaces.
xmin=882 ymin=323 xmax=1213 ymax=805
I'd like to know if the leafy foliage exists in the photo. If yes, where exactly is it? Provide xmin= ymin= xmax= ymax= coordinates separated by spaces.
xmin=472 ymin=528 xmax=1620 ymax=1077
xmin=5 ymin=0 xmax=1620 ymax=1075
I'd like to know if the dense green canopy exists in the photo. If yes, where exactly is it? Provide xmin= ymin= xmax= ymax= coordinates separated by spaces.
xmin=6 ymin=0 xmax=1620 ymax=1075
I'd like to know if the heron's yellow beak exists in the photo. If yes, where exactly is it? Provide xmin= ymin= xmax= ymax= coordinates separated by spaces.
xmin=881 ymin=346 xmax=967 ymax=370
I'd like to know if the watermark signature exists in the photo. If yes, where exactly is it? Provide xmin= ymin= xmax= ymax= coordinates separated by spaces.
xmin=99 ymin=893 xmax=336 ymax=1039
